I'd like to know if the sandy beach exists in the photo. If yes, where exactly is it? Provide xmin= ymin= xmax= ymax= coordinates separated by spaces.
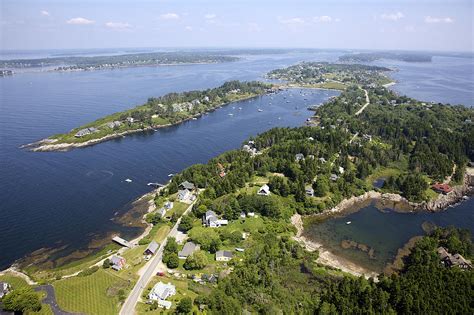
xmin=291 ymin=213 xmax=379 ymax=279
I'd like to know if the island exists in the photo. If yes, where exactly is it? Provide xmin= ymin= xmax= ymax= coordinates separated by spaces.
xmin=266 ymin=61 xmax=393 ymax=89
xmin=4 ymin=61 xmax=473 ymax=315
xmin=338 ymin=51 xmax=433 ymax=63
xmin=25 ymin=81 xmax=273 ymax=151
xmin=0 ymin=51 xmax=239 ymax=72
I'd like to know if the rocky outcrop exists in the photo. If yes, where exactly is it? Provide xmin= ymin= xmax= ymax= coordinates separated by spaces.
xmin=414 ymin=171 xmax=474 ymax=212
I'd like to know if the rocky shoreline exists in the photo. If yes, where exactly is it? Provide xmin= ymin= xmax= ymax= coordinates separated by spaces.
xmin=291 ymin=168 xmax=474 ymax=279
xmin=23 ymin=93 xmax=265 ymax=152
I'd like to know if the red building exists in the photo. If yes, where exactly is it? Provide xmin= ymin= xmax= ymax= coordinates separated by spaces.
xmin=432 ymin=183 xmax=453 ymax=194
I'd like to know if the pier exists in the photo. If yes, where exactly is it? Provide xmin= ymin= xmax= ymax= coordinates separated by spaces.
xmin=112 ymin=236 xmax=134 ymax=248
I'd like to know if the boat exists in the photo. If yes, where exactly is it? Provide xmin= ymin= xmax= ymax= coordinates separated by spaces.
xmin=168 ymin=173 xmax=174 ymax=177
xmin=238 ymin=107 xmax=242 ymax=110
xmin=191 ymin=117 xmax=198 ymax=120
xmin=125 ymin=178 xmax=132 ymax=183
xmin=346 ymin=221 xmax=352 ymax=225
xmin=228 ymin=113 xmax=234 ymax=116
xmin=258 ymin=109 xmax=263 ymax=112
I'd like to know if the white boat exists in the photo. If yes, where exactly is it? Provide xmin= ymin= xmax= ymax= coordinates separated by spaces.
xmin=346 ymin=221 xmax=352 ymax=225
xmin=228 ymin=113 xmax=234 ymax=116
xmin=125 ymin=178 xmax=132 ymax=183
xmin=258 ymin=109 xmax=263 ymax=112
xmin=238 ymin=107 xmax=242 ymax=110
xmin=168 ymin=173 xmax=174 ymax=177
xmin=191 ymin=117 xmax=198 ymax=120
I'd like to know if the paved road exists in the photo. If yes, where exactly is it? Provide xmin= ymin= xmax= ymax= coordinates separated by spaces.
xmin=354 ymin=89 xmax=370 ymax=116
xmin=119 ymin=202 xmax=195 ymax=315
xmin=35 ymin=285 xmax=81 ymax=315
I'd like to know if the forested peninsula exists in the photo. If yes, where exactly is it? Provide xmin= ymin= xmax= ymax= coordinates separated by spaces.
xmin=8 ymin=62 xmax=473 ymax=314
xmin=25 ymin=81 xmax=272 ymax=151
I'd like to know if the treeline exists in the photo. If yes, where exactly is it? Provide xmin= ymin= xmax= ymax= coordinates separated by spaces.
xmin=195 ymin=227 xmax=472 ymax=314
xmin=123 ymin=80 xmax=271 ymax=125
xmin=320 ymin=227 xmax=473 ymax=314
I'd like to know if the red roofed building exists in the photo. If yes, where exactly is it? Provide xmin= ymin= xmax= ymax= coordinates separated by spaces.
xmin=432 ymin=183 xmax=453 ymax=194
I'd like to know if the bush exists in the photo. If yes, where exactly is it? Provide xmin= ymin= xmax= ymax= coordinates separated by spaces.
xmin=78 ymin=265 xmax=99 ymax=277
xmin=183 ymin=251 xmax=208 ymax=270
xmin=177 ymin=297 xmax=193 ymax=314
xmin=2 ymin=288 xmax=42 ymax=313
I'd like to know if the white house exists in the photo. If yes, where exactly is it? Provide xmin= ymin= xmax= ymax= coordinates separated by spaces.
xmin=148 ymin=282 xmax=176 ymax=309
xmin=257 ymin=184 xmax=271 ymax=196
xmin=164 ymin=201 xmax=174 ymax=210
xmin=0 ymin=282 xmax=11 ymax=299
xmin=216 ymin=250 xmax=233 ymax=262
xmin=305 ymin=187 xmax=314 ymax=197
xmin=203 ymin=210 xmax=228 ymax=227
xmin=177 ymin=189 xmax=192 ymax=202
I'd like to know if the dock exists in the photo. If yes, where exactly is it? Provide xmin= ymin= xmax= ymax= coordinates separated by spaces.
xmin=112 ymin=236 xmax=134 ymax=248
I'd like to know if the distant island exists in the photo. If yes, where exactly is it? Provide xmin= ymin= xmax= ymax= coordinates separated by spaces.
xmin=339 ymin=52 xmax=433 ymax=63
xmin=0 ymin=51 xmax=239 ymax=72
xmin=25 ymin=81 xmax=273 ymax=151
xmin=266 ymin=62 xmax=393 ymax=89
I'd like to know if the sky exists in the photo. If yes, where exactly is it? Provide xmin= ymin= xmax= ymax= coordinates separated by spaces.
xmin=1 ymin=0 xmax=472 ymax=52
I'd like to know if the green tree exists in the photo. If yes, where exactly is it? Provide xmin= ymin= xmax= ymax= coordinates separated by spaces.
xmin=183 ymin=251 xmax=208 ymax=270
xmin=179 ymin=215 xmax=194 ymax=232
xmin=2 ymin=288 xmax=42 ymax=313
xmin=176 ymin=297 xmax=193 ymax=314
xmin=164 ymin=252 xmax=179 ymax=269
xmin=313 ymin=177 xmax=329 ymax=197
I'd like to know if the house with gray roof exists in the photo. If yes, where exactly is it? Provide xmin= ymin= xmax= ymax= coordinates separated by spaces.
xmin=216 ymin=250 xmax=233 ymax=262
xmin=110 ymin=255 xmax=126 ymax=271
xmin=74 ymin=127 xmax=99 ymax=138
xmin=144 ymin=240 xmax=160 ymax=256
xmin=179 ymin=181 xmax=195 ymax=190
xmin=178 ymin=242 xmax=198 ymax=259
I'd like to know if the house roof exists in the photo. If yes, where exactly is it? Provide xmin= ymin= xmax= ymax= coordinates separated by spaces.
xmin=180 ymin=181 xmax=195 ymax=190
xmin=432 ymin=183 xmax=452 ymax=193
xmin=178 ymin=242 xmax=197 ymax=257
xmin=216 ymin=250 xmax=233 ymax=258
xmin=150 ymin=282 xmax=176 ymax=300
xmin=258 ymin=184 xmax=270 ymax=194
xmin=110 ymin=255 xmax=124 ymax=265
xmin=145 ymin=241 xmax=159 ymax=254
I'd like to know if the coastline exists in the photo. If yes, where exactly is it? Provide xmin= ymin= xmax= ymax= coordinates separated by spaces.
xmin=290 ymin=169 xmax=474 ymax=279
xmin=291 ymin=213 xmax=379 ymax=279
xmin=23 ymin=93 xmax=266 ymax=152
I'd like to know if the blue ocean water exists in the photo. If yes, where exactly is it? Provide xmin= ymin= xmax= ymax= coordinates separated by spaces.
xmin=0 ymin=50 xmax=472 ymax=270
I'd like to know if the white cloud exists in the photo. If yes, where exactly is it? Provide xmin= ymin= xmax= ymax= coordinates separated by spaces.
xmin=314 ymin=15 xmax=333 ymax=23
xmin=66 ymin=17 xmax=94 ymax=25
xmin=105 ymin=22 xmax=131 ymax=29
xmin=204 ymin=14 xmax=216 ymax=19
xmin=424 ymin=16 xmax=454 ymax=24
xmin=279 ymin=17 xmax=305 ymax=25
xmin=160 ymin=13 xmax=180 ymax=20
xmin=41 ymin=10 xmax=50 ymax=16
xmin=185 ymin=26 xmax=193 ymax=31
xmin=380 ymin=12 xmax=404 ymax=21
xmin=404 ymin=25 xmax=415 ymax=32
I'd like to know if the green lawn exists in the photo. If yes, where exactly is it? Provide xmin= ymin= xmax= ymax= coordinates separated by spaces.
xmin=0 ymin=274 xmax=53 ymax=315
xmin=54 ymin=269 xmax=129 ymax=315
xmin=0 ymin=274 xmax=29 ymax=290
xmin=165 ymin=201 xmax=189 ymax=219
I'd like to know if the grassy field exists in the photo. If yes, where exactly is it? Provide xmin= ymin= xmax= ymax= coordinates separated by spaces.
xmin=0 ymin=274 xmax=30 ymax=290
xmin=165 ymin=201 xmax=189 ymax=219
xmin=54 ymin=269 xmax=129 ymax=315
xmin=0 ymin=274 xmax=54 ymax=315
